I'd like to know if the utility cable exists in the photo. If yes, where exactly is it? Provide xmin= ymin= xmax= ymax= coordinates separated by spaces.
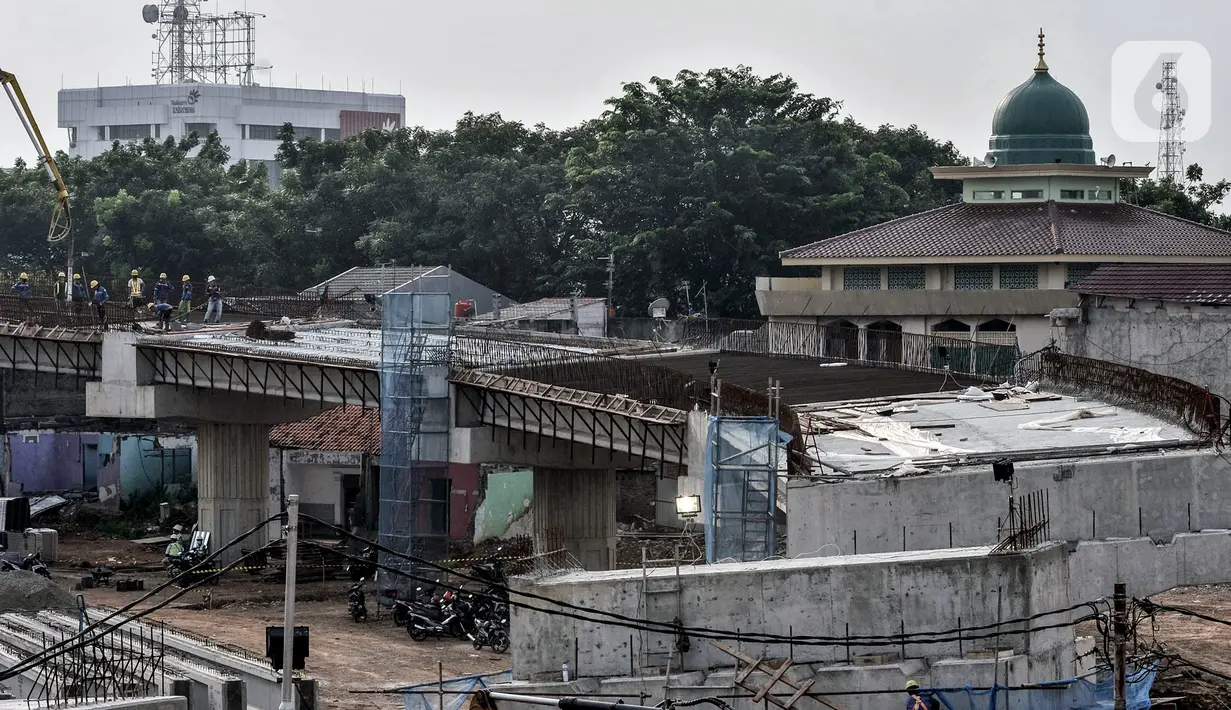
xmin=302 ymin=513 xmax=1103 ymax=645
xmin=304 ymin=538 xmax=1100 ymax=649
xmin=0 ymin=514 xmax=281 ymax=682
xmin=1136 ymin=598 xmax=1231 ymax=628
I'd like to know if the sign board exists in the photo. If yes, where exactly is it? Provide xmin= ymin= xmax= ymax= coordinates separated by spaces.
xmin=170 ymin=89 xmax=201 ymax=115
xmin=340 ymin=110 xmax=401 ymax=138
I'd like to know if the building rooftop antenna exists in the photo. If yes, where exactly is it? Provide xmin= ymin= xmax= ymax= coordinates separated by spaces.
xmin=143 ymin=0 xmax=264 ymax=86
xmin=1156 ymin=58 xmax=1186 ymax=183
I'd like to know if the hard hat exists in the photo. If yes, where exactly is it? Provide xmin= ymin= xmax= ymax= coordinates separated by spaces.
xmin=160 ymin=273 xmax=167 ymax=279
xmin=90 ymin=280 xmax=99 ymax=288
xmin=19 ymin=272 xmax=28 ymax=280
xmin=207 ymin=275 xmax=216 ymax=282
xmin=182 ymin=274 xmax=191 ymax=281
xmin=147 ymin=303 xmax=155 ymax=310
xmin=58 ymin=272 xmax=66 ymax=278
xmin=73 ymin=273 xmax=81 ymax=279
xmin=131 ymin=269 xmax=139 ymax=276
xmin=905 ymin=681 xmax=920 ymax=691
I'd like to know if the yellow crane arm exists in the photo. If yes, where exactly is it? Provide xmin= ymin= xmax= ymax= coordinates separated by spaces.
xmin=0 ymin=68 xmax=72 ymax=243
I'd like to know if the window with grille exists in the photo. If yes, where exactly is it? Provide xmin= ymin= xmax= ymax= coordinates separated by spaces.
xmin=887 ymin=266 xmax=925 ymax=290
xmin=1011 ymin=189 xmax=1043 ymax=199
xmin=843 ymin=267 xmax=881 ymax=291
xmin=998 ymin=264 xmax=1039 ymax=289
xmin=109 ymin=124 xmax=151 ymax=141
xmin=1066 ymin=263 xmax=1100 ymax=287
xmin=972 ymin=190 xmax=1003 ymax=200
xmin=1060 ymin=189 xmax=1085 ymax=199
xmin=247 ymin=124 xmax=282 ymax=141
xmin=323 ymin=128 xmax=341 ymax=141
xmin=1090 ymin=190 xmax=1113 ymax=200
xmin=955 ymin=265 xmax=993 ymax=290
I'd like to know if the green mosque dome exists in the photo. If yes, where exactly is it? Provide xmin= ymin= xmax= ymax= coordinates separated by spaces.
xmin=986 ymin=31 xmax=1096 ymax=166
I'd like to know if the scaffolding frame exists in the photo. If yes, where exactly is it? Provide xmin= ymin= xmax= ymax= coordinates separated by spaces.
xmin=704 ymin=416 xmax=779 ymax=563
xmin=149 ymin=0 xmax=260 ymax=86
xmin=378 ymin=292 xmax=453 ymax=602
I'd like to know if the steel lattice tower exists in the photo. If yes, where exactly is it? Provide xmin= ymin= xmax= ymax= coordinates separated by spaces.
xmin=1156 ymin=60 xmax=1186 ymax=182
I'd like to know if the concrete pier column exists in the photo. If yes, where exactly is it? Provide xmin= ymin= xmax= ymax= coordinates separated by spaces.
xmin=533 ymin=467 xmax=616 ymax=571
xmin=197 ymin=423 xmax=270 ymax=563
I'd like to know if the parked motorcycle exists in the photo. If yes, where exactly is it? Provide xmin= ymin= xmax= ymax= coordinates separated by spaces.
xmin=0 ymin=550 xmax=50 ymax=578
xmin=347 ymin=545 xmax=377 ymax=581
xmin=163 ymin=524 xmax=219 ymax=585
xmin=471 ymin=550 xmax=509 ymax=600
xmin=470 ymin=608 xmax=511 ymax=654
xmin=407 ymin=592 xmax=462 ymax=642
xmin=348 ymin=578 xmax=368 ymax=622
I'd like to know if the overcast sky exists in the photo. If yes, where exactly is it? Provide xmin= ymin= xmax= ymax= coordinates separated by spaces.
xmin=3 ymin=0 xmax=1228 ymax=187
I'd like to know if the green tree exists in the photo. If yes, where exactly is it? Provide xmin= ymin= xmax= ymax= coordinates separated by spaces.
xmin=1122 ymin=164 xmax=1231 ymax=228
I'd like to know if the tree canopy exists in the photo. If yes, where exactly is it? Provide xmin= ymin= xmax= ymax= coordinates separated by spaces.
xmin=3 ymin=66 xmax=1226 ymax=316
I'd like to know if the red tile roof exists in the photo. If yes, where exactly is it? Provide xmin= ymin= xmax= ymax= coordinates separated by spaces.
xmin=269 ymin=406 xmax=381 ymax=454
xmin=1071 ymin=263 xmax=1231 ymax=304
xmin=780 ymin=201 xmax=1231 ymax=260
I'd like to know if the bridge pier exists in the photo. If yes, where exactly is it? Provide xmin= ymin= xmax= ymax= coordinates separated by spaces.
xmin=532 ymin=467 xmax=617 ymax=571
xmin=196 ymin=423 xmax=270 ymax=563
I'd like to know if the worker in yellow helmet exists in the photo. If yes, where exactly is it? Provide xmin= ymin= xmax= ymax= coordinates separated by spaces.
xmin=10 ymin=273 xmax=32 ymax=318
xmin=178 ymin=275 xmax=194 ymax=319
xmin=148 ymin=301 xmax=174 ymax=331
xmin=128 ymin=270 xmax=146 ymax=310
xmin=154 ymin=273 xmax=173 ymax=305
xmin=905 ymin=681 xmax=939 ymax=710
xmin=90 ymin=280 xmax=109 ymax=326
xmin=71 ymin=273 xmax=87 ymax=317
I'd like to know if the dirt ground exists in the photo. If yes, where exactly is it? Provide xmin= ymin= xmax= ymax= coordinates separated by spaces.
xmin=50 ymin=535 xmax=510 ymax=710
xmin=41 ymin=534 xmax=1231 ymax=710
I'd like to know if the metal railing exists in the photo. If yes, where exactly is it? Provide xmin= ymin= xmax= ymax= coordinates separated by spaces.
xmin=669 ymin=318 xmax=1021 ymax=380
xmin=1016 ymin=347 xmax=1228 ymax=443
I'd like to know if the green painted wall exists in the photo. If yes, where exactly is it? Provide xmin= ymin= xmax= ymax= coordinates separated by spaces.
xmin=473 ymin=468 xmax=534 ymax=544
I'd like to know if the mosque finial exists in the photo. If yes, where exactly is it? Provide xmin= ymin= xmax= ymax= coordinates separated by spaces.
xmin=1035 ymin=28 xmax=1049 ymax=72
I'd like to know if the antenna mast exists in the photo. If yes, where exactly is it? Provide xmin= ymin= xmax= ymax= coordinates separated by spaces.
xmin=144 ymin=1 xmax=262 ymax=85
xmin=1156 ymin=59 xmax=1186 ymax=183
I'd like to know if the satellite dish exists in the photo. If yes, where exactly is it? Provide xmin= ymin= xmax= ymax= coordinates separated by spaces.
xmin=141 ymin=4 xmax=159 ymax=23
xmin=1101 ymin=154 xmax=1116 ymax=167
xmin=172 ymin=4 xmax=188 ymax=22
xmin=984 ymin=153 xmax=998 ymax=168
xmin=648 ymin=297 xmax=670 ymax=319
xmin=1155 ymin=81 xmax=1164 ymax=90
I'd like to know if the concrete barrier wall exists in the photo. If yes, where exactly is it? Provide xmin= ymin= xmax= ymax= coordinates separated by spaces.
xmin=1068 ymin=530 xmax=1231 ymax=602
xmin=788 ymin=450 xmax=1231 ymax=558
xmin=509 ymin=544 xmax=1073 ymax=683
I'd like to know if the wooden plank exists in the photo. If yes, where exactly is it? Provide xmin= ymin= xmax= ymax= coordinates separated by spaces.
xmin=785 ymin=681 xmax=817 ymax=710
xmin=752 ymin=660 xmax=793 ymax=702
xmin=735 ymin=656 xmax=765 ymax=684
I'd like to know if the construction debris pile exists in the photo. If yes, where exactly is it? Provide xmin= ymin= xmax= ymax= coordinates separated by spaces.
xmin=0 ymin=570 xmax=74 ymax=612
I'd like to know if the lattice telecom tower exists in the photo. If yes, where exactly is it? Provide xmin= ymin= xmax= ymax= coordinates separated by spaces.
xmin=143 ymin=1 xmax=260 ymax=85
xmin=1156 ymin=59 xmax=1186 ymax=182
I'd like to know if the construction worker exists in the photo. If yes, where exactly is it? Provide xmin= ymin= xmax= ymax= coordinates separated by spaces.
xmin=148 ymin=302 xmax=174 ymax=331
xmin=204 ymin=276 xmax=222 ymax=324
xmin=127 ymin=269 xmax=145 ymax=310
xmin=905 ymin=681 xmax=940 ymax=710
xmin=54 ymin=272 xmax=68 ymax=301
xmin=91 ymin=280 xmax=109 ymax=326
xmin=71 ymin=274 xmax=87 ymax=316
xmin=153 ymin=273 xmax=172 ymax=305
xmin=10 ymin=273 xmax=33 ymax=317
xmin=178 ymin=275 xmax=193 ymax=318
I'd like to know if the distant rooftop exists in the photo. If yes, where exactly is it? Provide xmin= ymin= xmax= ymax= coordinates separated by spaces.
xmin=473 ymin=297 xmax=606 ymax=323
xmin=271 ymin=406 xmax=380 ymax=454
xmin=800 ymin=387 xmax=1195 ymax=476
xmin=1072 ymin=263 xmax=1231 ymax=304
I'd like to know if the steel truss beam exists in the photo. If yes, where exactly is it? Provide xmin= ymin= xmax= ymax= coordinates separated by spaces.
xmin=450 ymin=368 xmax=689 ymax=425
xmin=139 ymin=345 xmax=380 ymax=408
xmin=0 ymin=322 xmax=100 ymax=376
xmin=455 ymin=382 xmax=686 ymax=466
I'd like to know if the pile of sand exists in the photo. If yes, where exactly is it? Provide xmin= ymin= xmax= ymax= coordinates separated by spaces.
xmin=0 ymin=571 xmax=74 ymax=613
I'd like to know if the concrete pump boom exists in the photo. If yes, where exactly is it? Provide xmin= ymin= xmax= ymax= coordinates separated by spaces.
xmin=1 ymin=67 xmax=74 ymax=297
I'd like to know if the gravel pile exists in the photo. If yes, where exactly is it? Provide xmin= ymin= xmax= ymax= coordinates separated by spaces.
xmin=0 ymin=571 xmax=74 ymax=613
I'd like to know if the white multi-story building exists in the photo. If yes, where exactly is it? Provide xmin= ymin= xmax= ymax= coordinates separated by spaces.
xmin=57 ymin=83 xmax=404 ymax=184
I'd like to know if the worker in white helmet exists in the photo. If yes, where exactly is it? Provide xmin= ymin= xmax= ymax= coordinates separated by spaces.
xmin=204 ymin=276 xmax=223 ymax=324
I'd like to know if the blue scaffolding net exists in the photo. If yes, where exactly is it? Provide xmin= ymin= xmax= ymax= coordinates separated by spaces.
xmin=378 ymin=291 xmax=453 ymax=602
xmin=703 ymin=415 xmax=781 ymax=564
xmin=932 ymin=664 xmax=1157 ymax=710
xmin=399 ymin=671 xmax=512 ymax=710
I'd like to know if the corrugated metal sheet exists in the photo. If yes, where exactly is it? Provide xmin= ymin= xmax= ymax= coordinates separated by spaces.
xmin=340 ymin=110 xmax=401 ymax=138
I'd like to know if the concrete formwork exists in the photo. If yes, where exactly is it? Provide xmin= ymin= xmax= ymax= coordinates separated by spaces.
xmin=532 ymin=467 xmax=617 ymax=570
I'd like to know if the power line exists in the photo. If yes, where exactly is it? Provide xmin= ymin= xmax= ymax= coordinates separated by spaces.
xmin=300 ymin=516 xmax=1105 ymax=648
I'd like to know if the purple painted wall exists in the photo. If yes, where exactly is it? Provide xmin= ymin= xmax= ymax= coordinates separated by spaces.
xmin=8 ymin=433 xmax=93 ymax=492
